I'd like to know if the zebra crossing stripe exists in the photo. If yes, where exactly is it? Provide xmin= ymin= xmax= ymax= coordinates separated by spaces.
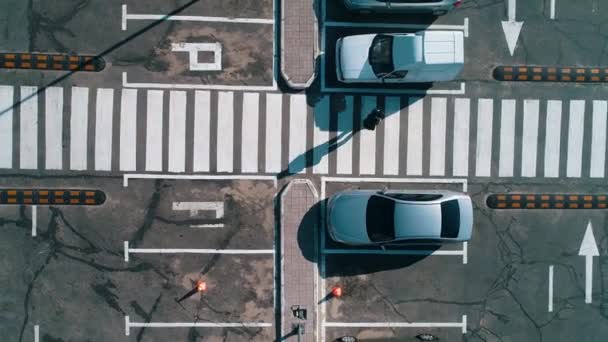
xmin=119 ymin=89 xmax=138 ymax=172
xmin=359 ymin=96 xmax=377 ymax=175
xmin=94 ymin=89 xmax=114 ymax=171
xmin=168 ymin=91 xmax=187 ymax=173
xmin=499 ymin=99 xmax=515 ymax=177
xmin=384 ymin=97 xmax=401 ymax=175
xmin=544 ymin=100 xmax=562 ymax=178
xmin=407 ymin=97 xmax=423 ymax=176
xmin=45 ymin=87 xmax=63 ymax=170
xmin=265 ymin=93 xmax=282 ymax=173
xmin=288 ymin=95 xmax=307 ymax=174
xmin=566 ymin=100 xmax=585 ymax=177
xmin=452 ymin=98 xmax=470 ymax=177
xmin=476 ymin=99 xmax=493 ymax=177
xmin=193 ymin=91 xmax=211 ymax=172
xmin=521 ymin=99 xmax=539 ymax=177
xmin=430 ymin=98 xmax=447 ymax=176
xmin=0 ymin=86 xmax=14 ymax=168
xmin=70 ymin=87 xmax=89 ymax=171
xmin=217 ymin=91 xmax=235 ymax=173
xmin=20 ymin=86 xmax=38 ymax=169
xmin=145 ymin=90 xmax=164 ymax=172
xmin=312 ymin=96 xmax=329 ymax=175
xmin=241 ymin=93 xmax=260 ymax=173
xmin=590 ymin=100 xmax=607 ymax=178
xmin=336 ymin=96 xmax=354 ymax=175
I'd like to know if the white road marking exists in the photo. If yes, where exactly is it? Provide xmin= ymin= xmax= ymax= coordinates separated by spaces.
xmin=359 ymin=96 xmax=377 ymax=175
xmin=521 ymin=99 xmax=539 ymax=177
xmin=123 ymin=72 xmax=278 ymax=92
xmin=217 ymin=91 xmax=234 ymax=172
xmin=550 ymin=0 xmax=556 ymax=19
xmin=325 ymin=315 xmax=467 ymax=334
xmin=590 ymin=100 xmax=607 ymax=177
xmin=173 ymin=201 xmax=224 ymax=228
xmin=119 ymin=89 xmax=137 ymax=171
xmin=288 ymin=95 xmax=307 ymax=173
xmin=548 ymin=265 xmax=554 ymax=312
xmin=321 ymin=83 xmax=466 ymax=95
xmin=579 ymin=221 xmax=599 ymax=304
xmin=191 ymin=224 xmax=224 ymax=228
xmin=499 ymin=99 xmax=516 ymax=177
xmin=337 ymin=96 xmax=354 ymax=174
xmin=544 ymin=100 xmax=562 ymax=177
xmin=124 ymin=247 xmax=274 ymax=261
xmin=193 ymin=91 xmax=211 ymax=172
xmin=312 ymin=96 xmax=330 ymax=174
xmin=95 ymin=89 xmax=114 ymax=171
xmin=383 ymin=97 xmax=401 ymax=175
xmin=566 ymin=100 xmax=585 ymax=177
xmin=145 ymin=90 xmax=164 ymax=172
xmin=475 ymin=99 xmax=494 ymax=177
xmin=45 ymin=87 xmax=63 ymax=170
xmin=70 ymin=87 xmax=89 ymax=170
xmin=20 ymin=86 xmax=38 ymax=169
xmin=34 ymin=325 xmax=39 ymax=342
xmin=430 ymin=97 xmax=447 ymax=176
xmin=265 ymin=93 xmax=282 ymax=173
xmin=407 ymin=97 xmax=423 ymax=176
xmin=0 ymin=86 xmax=13 ymax=168
xmin=122 ymin=173 xmax=277 ymax=187
xmin=172 ymin=42 xmax=222 ymax=71
xmin=453 ymin=98 xmax=470 ymax=177
xmin=168 ymin=91 xmax=187 ymax=173
xmin=241 ymin=93 xmax=260 ymax=173
xmin=31 ymin=205 xmax=37 ymax=237
xmin=124 ymin=315 xmax=271 ymax=336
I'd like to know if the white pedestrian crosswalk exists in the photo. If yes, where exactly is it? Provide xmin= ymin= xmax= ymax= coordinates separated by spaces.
xmin=0 ymin=84 xmax=606 ymax=179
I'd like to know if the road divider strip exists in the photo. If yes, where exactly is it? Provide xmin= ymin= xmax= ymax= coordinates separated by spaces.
xmin=0 ymin=189 xmax=106 ymax=205
xmin=0 ymin=52 xmax=105 ymax=71
xmin=486 ymin=193 xmax=608 ymax=209
xmin=494 ymin=66 xmax=608 ymax=82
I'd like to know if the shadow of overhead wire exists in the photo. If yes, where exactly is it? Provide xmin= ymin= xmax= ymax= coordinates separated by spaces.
xmin=0 ymin=0 xmax=201 ymax=117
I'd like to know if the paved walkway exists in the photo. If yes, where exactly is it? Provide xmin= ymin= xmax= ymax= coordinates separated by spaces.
xmin=280 ymin=179 xmax=319 ymax=341
xmin=280 ymin=0 xmax=318 ymax=89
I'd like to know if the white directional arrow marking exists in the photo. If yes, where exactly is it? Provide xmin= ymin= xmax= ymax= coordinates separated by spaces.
xmin=578 ymin=221 xmax=599 ymax=304
xmin=501 ymin=0 xmax=524 ymax=56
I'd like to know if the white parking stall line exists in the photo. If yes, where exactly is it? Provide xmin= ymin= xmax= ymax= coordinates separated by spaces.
xmin=430 ymin=98 xmax=447 ymax=176
xmin=548 ymin=265 xmax=554 ymax=312
xmin=95 ymin=89 xmax=114 ymax=171
xmin=34 ymin=325 xmax=39 ymax=342
xmin=312 ymin=96 xmax=330 ymax=175
xmin=325 ymin=315 xmax=467 ymax=334
xmin=193 ymin=91 xmax=211 ymax=172
xmin=475 ymin=99 xmax=494 ymax=177
xmin=498 ymin=99 xmax=516 ymax=177
xmin=70 ymin=87 xmax=89 ymax=171
xmin=241 ymin=93 xmax=260 ymax=173
xmin=31 ymin=205 xmax=37 ymax=237
xmin=0 ymin=86 xmax=14 ymax=169
xmin=123 ymin=241 xmax=274 ymax=262
xmin=119 ymin=89 xmax=138 ymax=172
xmin=122 ymin=173 xmax=277 ymax=187
xmin=407 ymin=97 xmax=423 ymax=176
xmin=383 ymin=97 xmax=401 ymax=175
xmin=125 ymin=316 xmax=272 ymax=336
xmin=590 ymin=100 xmax=607 ymax=177
xmin=123 ymin=72 xmax=278 ymax=92
xmin=566 ymin=100 xmax=585 ymax=177
xmin=288 ymin=95 xmax=307 ymax=173
xmin=265 ymin=93 xmax=283 ymax=173
xmin=337 ymin=96 xmax=354 ymax=175
xmin=521 ymin=99 xmax=540 ymax=177
xmin=45 ymin=87 xmax=63 ymax=170
xmin=168 ymin=91 xmax=187 ymax=173
xmin=217 ymin=91 xmax=234 ymax=173
xmin=146 ymin=90 xmax=164 ymax=172
xmin=452 ymin=98 xmax=470 ymax=177
xmin=359 ymin=96 xmax=377 ymax=175
xmin=544 ymin=100 xmax=562 ymax=178
xmin=20 ymin=86 xmax=38 ymax=170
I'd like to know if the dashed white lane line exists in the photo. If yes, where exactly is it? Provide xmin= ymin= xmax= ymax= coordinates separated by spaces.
xmin=31 ymin=205 xmax=37 ymax=237
xmin=34 ymin=325 xmax=39 ymax=342
xmin=125 ymin=316 xmax=272 ymax=336
xmin=550 ymin=0 xmax=556 ymax=19
xmin=548 ymin=265 xmax=554 ymax=312
xmin=325 ymin=315 xmax=467 ymax=334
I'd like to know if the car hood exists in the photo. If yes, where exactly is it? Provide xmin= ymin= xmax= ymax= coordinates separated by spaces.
xmin=338 ymin=35 xmax=377 ymax=81
xmin=328 ymin=192 xmax=372 ymax=244
xmin=394 ymin=203 xmax=442 ymax=238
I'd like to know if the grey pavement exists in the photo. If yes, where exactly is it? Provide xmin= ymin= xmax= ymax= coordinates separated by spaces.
xmin=280 ymin=0 xmax=318 ymax=88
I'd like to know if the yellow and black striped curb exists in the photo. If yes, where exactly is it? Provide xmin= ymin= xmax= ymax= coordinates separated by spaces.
xmin=0 ymin=189 xmax=106 ymax=205
xmin=0 ymin=53 xmax=105 ymax=71
xmin=493 ymin=66 xmax=608 ymax=82
xmin=487 ymin=194 xmax=608 ymax=209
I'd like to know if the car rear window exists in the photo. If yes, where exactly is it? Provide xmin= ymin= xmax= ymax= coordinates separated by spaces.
xmin=440 ymin=199 xmax=460 ymax=238
xmin=369 ymin=35 xmax=394 ymax=76
xmin=386 ymin=193 xmax=442 ymax=201
xmin=366 ymin=195 xmax=396 ymax=242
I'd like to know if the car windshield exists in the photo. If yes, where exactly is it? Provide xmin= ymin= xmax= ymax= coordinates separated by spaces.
xmin=366 ymin=195 xmax=396 ymax=242
xmin=440 ymin=199 xmax=460 ymax=238
xmin=368 ymin=35 xmax=395 ymax=77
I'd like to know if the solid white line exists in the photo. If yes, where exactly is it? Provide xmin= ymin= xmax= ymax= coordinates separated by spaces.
xmin=45 ymin=87 xmax=63 ymax=170
xmin=95 ymin=89 xmax=114 ymax=171
xmin=324 ymin=21 xmax=466 ymax=31
xmin=337 ymin=96 xmax=354 ymax=174
xmin=241 ymin=93 xmax=260 ymax=173
xmin=168 ymin=91 xmax=187 ymax=173
xmin=508 ymin=0 xmax=516 ymax=21
xmin=383 ymin=97 xmax=401 ymax=175
xmin=550 ymin=0 xmax=556 ymax=19
xmin=498 ymin=99 xmax=516 ymax=177
xmin=20 ymin=86 xmax=38 ymax=170
xmin=193 ymin=91 xmax=211 ymax=172
xmin=452 ymin=98 xmax=470 ymax=177
xmin=34 ymin=325 xmax=39 ymax=342
xmin=121 ymin=5 xmax=127 ymax=30
xmin=321 ymin=83 xmax=466 ymax=95
xmin=521 ymin=99 xmax=540 ymax=177
xmin=548 ymin=265 xmax=554 ymax=312
xmin=359 ymin=96 xmax=377 ymax=175
xmin=475 ymin=99 xmax=494 ymax=177
xmin=585 ymin=255 xmax=593 ymax=303
xmin=124 ymin=241 xmax=129 ymax=262
xmin=544 ymin=100 xmax=562 ymax=177
xmin=123 ymin=173 xmax=277 ymax=187
xmin=123 ymin=72 xmax=277 ymax=92
xmin=128 ymin=248 xmax=274 ymax=254
xmin=326 ymin=315 xmax=467 ymax=333
xmin=0 ymin=86 xmax=13 ymax=169
xmin=191 ymin=224 xmax=225 ymax=228
xmin=463 ymin=241 xmax=468 ymax=265
xmin=265 ymin=93 xmax=283 ymax=173
xmin=288 ymin=95 xmax=307 ymax=173
xmin=430 ymin=98 xmax=447 ymax=176
xmin=70 ymin=87 xmax=89 ymax=170
xmin=119 ymin=89 xmax=138 ymax=171
xmin=312 ymin=96 xmax=330 ymax=174
xmin=217 ymin=92 xmax=234 ymax=172
xmin=566 ymin=100 xmax=585 ymax=177
xmin=125 ymin=13 xmax=274 ymax=25
xmin=146 ymin=90 xmax=164 ymax=171
xmin=590 ymin=100 xmax=607 ymax=178
xmin=407 ymin=97 xmax=423 ymax=176
xmin=31 ymin=205 xmax=37 ymax=237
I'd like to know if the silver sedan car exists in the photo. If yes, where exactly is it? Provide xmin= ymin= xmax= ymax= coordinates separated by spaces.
xmin=343 ymin=0 xmax=463 ymax=16
xmin=327 ymin=189 xmax=473 ymax=246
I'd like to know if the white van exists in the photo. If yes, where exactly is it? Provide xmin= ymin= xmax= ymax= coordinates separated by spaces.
xmin=336 ymin=31 xmax=464 ymax=83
